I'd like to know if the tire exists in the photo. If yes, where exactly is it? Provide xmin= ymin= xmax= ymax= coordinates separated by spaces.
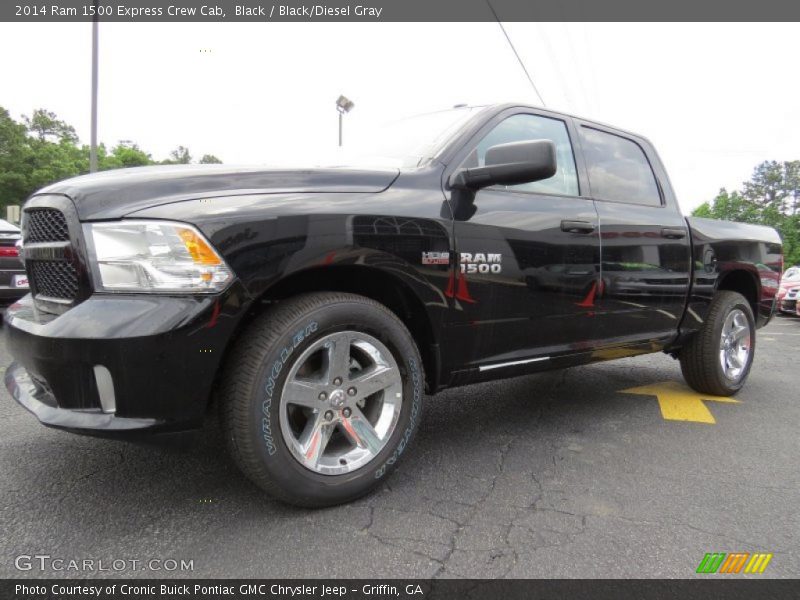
xmin=679 ymin=291 xmax=756 ymax=396
xmin=219 ymin=292 xmax=424 ymax=507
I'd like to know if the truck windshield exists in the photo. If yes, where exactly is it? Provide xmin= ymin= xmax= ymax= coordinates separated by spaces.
xmin=337 ymin=106 xmax=483 ymax=168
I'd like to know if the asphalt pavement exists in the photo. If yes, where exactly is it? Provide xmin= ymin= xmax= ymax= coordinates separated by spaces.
xmin=1 ymin=316 xmax=798 ymax=579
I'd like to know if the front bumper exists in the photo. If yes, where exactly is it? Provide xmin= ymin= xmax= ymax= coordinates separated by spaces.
xmin=0 ymin=287 xmax=28 ymax=301
xmin=0 ymin=267 xmax=29 ymax=301
xmin=780 ymin=298 xmax=797 ymax=313
xmin=5 ymin=362 xmax=158 ymax=433
xmin=3 ymin=286 xmax=246 ymax=435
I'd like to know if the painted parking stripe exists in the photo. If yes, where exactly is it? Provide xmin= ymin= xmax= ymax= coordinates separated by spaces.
xmin=620 ymin=381 xmax=740 ymax=424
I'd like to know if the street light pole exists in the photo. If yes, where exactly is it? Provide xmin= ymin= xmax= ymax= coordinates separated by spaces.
xmin=335 ymin=95 xmax=354 ymax=147
xmin=89 ymin=1 xmax=99 ymax=173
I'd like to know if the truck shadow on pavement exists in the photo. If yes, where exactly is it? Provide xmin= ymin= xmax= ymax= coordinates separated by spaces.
xmin=8 ymin=361 xmax=655 ymax=512
xmin=2 ymin=359 xmax=689 ymax=577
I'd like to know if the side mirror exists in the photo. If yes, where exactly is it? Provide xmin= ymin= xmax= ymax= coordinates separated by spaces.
xmin=449 ymin=139 xmax=557 ymax=190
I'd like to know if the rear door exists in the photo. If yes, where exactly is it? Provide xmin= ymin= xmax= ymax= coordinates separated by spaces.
xmin=575 ymin=122 xmax=691 ymax=343
xmin=447 ymin=109 xmax=602 ymax=371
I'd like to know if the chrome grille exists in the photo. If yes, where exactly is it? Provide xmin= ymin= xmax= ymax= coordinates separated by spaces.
xmin=28 ymin=261 xmax=79 ymax=300
xmin=24 ymin=208 xmax=70 ymax=243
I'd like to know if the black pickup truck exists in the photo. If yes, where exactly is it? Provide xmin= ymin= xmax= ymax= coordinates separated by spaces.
xmin=5 ymin=104 xmax=782 ymax=506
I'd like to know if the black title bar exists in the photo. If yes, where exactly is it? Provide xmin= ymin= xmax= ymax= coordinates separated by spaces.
xmin=4 ymin=580 xmax=800 ymax=600
xmin=2 ymin=0 xmax=800 ymax=22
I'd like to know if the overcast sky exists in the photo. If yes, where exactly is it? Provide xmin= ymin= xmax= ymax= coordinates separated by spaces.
xmin=1 ymin=22 xmax=797 ymax=212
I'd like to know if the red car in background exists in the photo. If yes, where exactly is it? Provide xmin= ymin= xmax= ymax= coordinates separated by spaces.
xmin=777 ymin=266 xmax=800 ymax=315
xmin=0 ymin=219 xmax=27 ymax=302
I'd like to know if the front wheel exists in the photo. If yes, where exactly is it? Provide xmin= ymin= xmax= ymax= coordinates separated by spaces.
xmin=219 ymin=292 xmax=424 ymax=507
xmin=679 ymin=291 xmax=755 ymax=396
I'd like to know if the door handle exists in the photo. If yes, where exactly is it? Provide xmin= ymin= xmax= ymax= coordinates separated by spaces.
xmin=661 ymin=227 xmax=687 ymax=239
xmin=561 ymin=220 xmax=595 ymax=234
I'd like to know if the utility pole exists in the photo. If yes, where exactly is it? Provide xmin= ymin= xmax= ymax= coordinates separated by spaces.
xmin=89 ymin=1 xmax=99 ymax=172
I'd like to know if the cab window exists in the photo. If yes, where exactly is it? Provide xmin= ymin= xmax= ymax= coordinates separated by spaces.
xmin=461 ymin=113 xmax=579 ymax=197
xmin=580 ymin=127 xmax=662 ymax=206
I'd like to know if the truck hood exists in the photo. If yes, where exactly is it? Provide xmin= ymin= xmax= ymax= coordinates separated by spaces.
xmin=33 ymin=164 xmax=401 ymax=220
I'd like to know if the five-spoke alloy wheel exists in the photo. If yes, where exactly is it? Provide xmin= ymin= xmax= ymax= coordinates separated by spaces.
xmin=280 ymin=331 xmax=403 ymax=475
xmin=718 ymin=308 xmax=752 ymax=381
xmin=680 ymin=291 xmax=756 ymax=396
xmin=220 ymin=292 xmax=424 ymax=507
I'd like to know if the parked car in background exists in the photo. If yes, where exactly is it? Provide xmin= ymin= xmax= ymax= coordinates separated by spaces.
xmin=776 ymin=266 xmax=800 ymax=315
xmin=0 ymin=219 xmax=27 ymax=302
xmin=780 ymin=286 xmax=800 ymax=315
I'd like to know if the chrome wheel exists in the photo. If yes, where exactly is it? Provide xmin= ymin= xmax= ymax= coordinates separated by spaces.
xmin=279 ymin=331 xmax=403 ymax=475
xmin=719 ymin=308 xmax=751 ymax=380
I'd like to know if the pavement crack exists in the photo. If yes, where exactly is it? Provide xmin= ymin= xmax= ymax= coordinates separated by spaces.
xmin=430 ymin=435 xmax=521 ymax=578
xmin=361 ymin=505 xmax=376 ymax=533
xmin=58 ymin=448 xmax=126 ymax=503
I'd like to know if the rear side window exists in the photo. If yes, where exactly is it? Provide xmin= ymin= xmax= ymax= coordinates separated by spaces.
xmin=462 ymin=113 xmax=579 ymax=197
xmin=581 ymin=127 xmax=661 ymax=206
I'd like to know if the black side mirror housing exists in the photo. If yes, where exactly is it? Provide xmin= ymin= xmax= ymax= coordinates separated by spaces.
xmin=449 ymin=139 xmax=557 ymax=190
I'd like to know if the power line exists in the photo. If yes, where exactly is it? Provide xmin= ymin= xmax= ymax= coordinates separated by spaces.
xmin=534 ymin=22 xmax=570 ymax=110
xmin=485 ymin=0 xmax=546 ymax=107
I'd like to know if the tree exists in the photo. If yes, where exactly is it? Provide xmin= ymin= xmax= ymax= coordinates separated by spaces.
xmin=692 ymin=188 xmax=759 ymax=223
xmin=742 ymin=160 xmax=800 ymax=218
xmin=780 ymin=214 xmax=800 ymax=268
xmin=23 ymin=109 xmax=78 ymax=144
xmin=199 ymin=154 xmax=222 ymax=164
xmin=0 ymin=107 xmax=33 ymax=208
xmin=0 ymin=107 xmax=223 ymax=215
xmin=784 ymin=161 xmax=800 ymax=216
xmin=693 ymin=163 xmax=800 ymax=268
xmin=28 ymin=141 xmax=87 ymax=192
xmin=166 ymin=145 xmax=192 ymax=164
xmin=101 ymin=142 xmax=154 ymax=169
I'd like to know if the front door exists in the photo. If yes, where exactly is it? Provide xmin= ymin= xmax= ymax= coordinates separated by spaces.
xmin=448 ymin=110 xmax=602 ymax=371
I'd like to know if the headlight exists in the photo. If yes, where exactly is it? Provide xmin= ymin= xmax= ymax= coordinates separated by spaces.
xmin=86 ymin=220 xmax=233 ymax=293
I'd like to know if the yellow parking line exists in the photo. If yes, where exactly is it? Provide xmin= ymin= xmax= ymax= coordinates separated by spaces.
xmin=620 ymin=381 xmax=739 ymax=424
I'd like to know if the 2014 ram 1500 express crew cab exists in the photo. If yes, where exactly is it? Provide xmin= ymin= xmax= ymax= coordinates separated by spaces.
xmin=5 ymin=104 xmax=782 ymax=506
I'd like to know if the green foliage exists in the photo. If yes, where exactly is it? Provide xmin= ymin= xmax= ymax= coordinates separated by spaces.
xmin=23 ymin=108 xmax=78 ymax=144
xmin=777 ymin=214 xmax=800 ymax=269
xmin=692 ymin=188 xmax=759 ymax=223
xmin=0 ymin=106 xmax=222 ymax=215
xmin=0 ymin=107 xmax=33 ymax=209
xmin=101 ymin=141 xmax=153 ymax=169
xmin=199 ymin=154 xmax=222 ymax=164
xmin=692 ymin=161 xmax=800 ymax=268
xmin=164 ymin=145 xmax=192 ymax=165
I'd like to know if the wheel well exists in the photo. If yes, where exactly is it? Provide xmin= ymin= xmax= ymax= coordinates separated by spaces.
xmin=717 ymin=269 xmax=759 ymax=316
xmin=249 ymin=266 xmax=439 ymax=392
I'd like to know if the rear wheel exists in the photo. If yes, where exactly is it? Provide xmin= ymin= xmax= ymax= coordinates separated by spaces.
xmin=220 ymin=292 xmax=424 ymax=507
xmin=679 ymin=291 xmax=755 ymax=396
